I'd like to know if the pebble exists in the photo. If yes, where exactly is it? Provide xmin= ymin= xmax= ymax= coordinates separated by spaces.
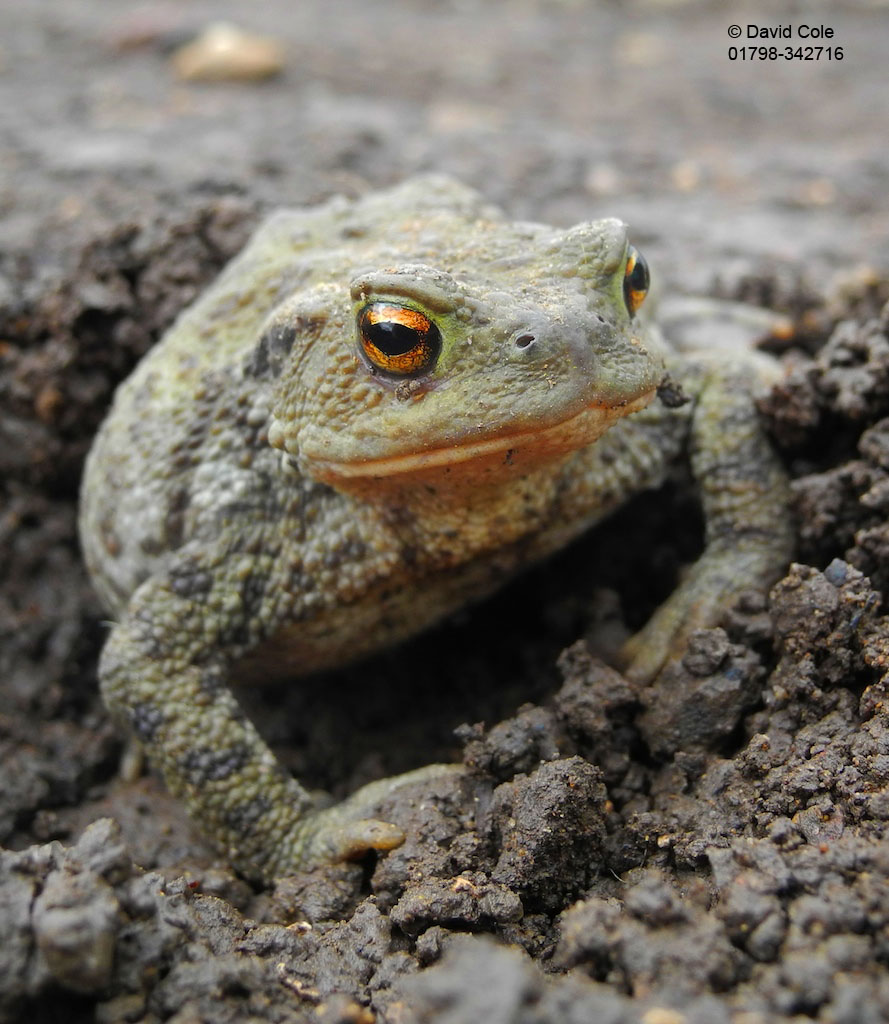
xmin=171 ymin=23 xmax=285 ymax=82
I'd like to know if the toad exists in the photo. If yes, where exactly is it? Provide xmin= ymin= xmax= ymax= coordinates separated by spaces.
xmin=79 ymin=177 xmax=792 ymax=880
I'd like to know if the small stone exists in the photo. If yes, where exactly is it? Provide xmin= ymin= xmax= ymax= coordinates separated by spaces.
xmin=636 ymin=629 xmax=763 ymax=758
xmin=32 ymin=866 xmax=121 ymax=993
xmin=171 ymin=23 xmax=285 ymax=82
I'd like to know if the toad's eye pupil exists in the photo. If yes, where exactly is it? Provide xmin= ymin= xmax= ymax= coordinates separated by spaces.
xmin=364 ymin=319 xmax=422 ymax=357
xmin=358 ymin=303 xmax=441 ymax=376
xmin=623 ymin=245 xmax=650 ymax=317
xmin=628 ymin=256 xmax=648 ymax=292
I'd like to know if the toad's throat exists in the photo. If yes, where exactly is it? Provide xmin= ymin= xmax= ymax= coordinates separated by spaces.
xmin=309 ymin=389 xmax=657 ymax=481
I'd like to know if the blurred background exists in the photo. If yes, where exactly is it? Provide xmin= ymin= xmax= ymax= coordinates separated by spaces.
xmin=3 ymin=0 xmax=888 ymax=296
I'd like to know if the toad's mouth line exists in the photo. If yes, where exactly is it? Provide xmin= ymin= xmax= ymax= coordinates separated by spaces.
xmin=309 ymin=389 xmax=657 ymax=480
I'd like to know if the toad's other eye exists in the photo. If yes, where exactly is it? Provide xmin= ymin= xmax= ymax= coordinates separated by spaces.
xmin=358 ymin=303 xmax=442 ymax=376
xmin=623 ymin=246 xmax=650 ymax=317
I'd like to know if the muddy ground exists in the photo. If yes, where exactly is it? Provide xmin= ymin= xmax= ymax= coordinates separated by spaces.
xmin=3 ymin=1 xmax=889 ymax=1021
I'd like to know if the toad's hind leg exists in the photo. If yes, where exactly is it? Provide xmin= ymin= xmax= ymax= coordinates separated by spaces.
xmin=99 ymin=548 xmax=457 ymax=882
xmin=619 ymin=361 xmax=793 ymax=682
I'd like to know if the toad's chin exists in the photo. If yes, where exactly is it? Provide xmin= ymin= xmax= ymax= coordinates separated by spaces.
xmin=302 ymin=388 xmax=657 ymax=487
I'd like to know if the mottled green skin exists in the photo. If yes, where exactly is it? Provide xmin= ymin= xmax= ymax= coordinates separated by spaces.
xmin=79 ymin=177 xmax=792 ymax=881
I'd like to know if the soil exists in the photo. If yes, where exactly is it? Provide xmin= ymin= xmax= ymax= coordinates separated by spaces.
xmin=2 ymin=1 xmax=889 ymax=1022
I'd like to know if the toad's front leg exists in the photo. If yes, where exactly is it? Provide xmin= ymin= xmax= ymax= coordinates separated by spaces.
xmin=619 ymin=360 xmax=794 ymax=682
xmin=99 ymin=544 xmax=454 ymax=882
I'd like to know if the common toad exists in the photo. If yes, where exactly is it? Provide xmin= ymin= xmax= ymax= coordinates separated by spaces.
xmin=79 ymin=177 xmax=792 ymax=880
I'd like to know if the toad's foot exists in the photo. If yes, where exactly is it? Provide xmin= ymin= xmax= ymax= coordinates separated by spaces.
xmin=286 ymin=764 xmax=467 ymax=871
xmin=617 ymin=541 xmax=781 ymax=684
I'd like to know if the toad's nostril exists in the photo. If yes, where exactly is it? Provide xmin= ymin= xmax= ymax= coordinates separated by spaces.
xmin=514 ymin=333 xmax=536 ymax=350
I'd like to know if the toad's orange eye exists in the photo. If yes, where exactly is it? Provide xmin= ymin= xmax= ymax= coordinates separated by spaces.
xmin=623 ymin=245 xmax=650 ymax=317
xmin=358 ymin=303 xmax=441 ymax=376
